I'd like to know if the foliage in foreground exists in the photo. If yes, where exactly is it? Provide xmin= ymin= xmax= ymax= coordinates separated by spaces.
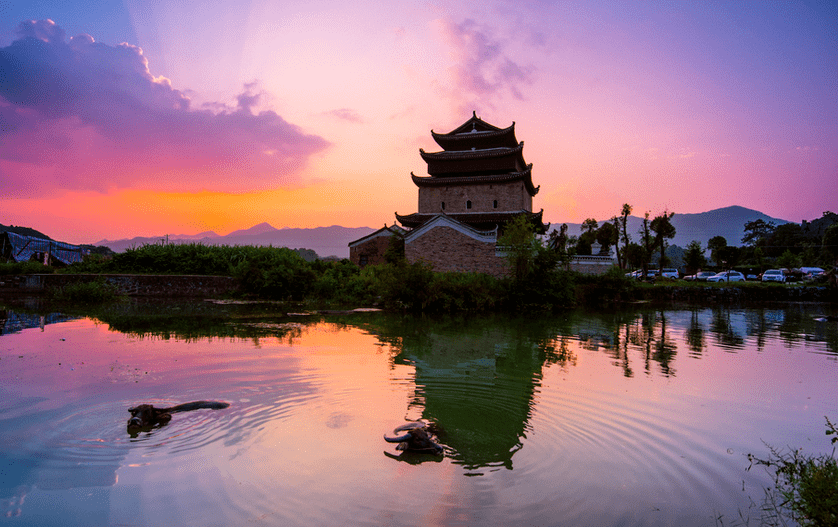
xmin=745 ymin=417 xmax=838 ymax=527
xmin=0 ymin=261 xmax=54 ymax=275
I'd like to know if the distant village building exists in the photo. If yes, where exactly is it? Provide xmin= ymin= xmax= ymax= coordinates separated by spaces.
xmin=348 ymin=225 xmax=404 ymax=267
xmin=392 ymin=112 xmax=547 ymax=277
xmin=569 ymin=240 xmax=615 ymax=275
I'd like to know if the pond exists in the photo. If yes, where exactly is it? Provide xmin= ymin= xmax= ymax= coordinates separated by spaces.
xmin=1 ymin=301 xmax=836 ymax=526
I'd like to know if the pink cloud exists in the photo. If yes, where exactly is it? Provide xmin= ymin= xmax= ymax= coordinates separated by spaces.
xmin=324 ymin=108 xmax=364 ymax=123
xmin=432 ymin=18 xmax=534 ymax=111
xmin=0 ymin=20 xmax=329 ymax=196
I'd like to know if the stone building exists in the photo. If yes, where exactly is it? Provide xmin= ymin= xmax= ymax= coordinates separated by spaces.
xmin=394 ymin=112 xmax=547 ymax=277
xmin=348 ymin=225 xmax=403 ymax=267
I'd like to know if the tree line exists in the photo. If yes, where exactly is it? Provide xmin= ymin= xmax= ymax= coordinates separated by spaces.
xmin=558 ymin=208 xmax=838 ymax=275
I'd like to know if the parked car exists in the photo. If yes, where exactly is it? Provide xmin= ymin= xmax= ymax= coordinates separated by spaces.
xmin=684 ymin=271 xmax=715 ymax=281
xmin=661 ymin=268 xmax=679 ymax=279
xmin=761 ymin=269 xmax=786 ymax=283
xmin=800 ymin=267 xmax=825 ymax=275
xmin=782 ymin=268 xmax=804 ymax=282
xmin=803 ymin=270 xmax=825 ymax=281
xmin=707 ymin=270 xmax=745 ymax=282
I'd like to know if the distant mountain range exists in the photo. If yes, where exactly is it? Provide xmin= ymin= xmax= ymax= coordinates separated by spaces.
xmin=559 ymin=206 xmax=789 ymax=251
xmin=93 ymin=223 xmax=378 ymax=258
xmin=86 ymin=206 xmax=790 ymax=258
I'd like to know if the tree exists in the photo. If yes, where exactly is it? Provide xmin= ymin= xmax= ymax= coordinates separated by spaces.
xmin=823 ymin=223 xmax=838 ymax=265
xmin=546 ymin=223 xmax=574 ymax=269
xmin=707 ymin=236 xmax=728 ymax=266
xmin=683 ymin=241 xmax=706 ymax=274
xmin=596 ymin=222 xmax=618 ymax=255
xmin=766 ymin=223 xmax=804 ymax=257
xmin=639 ymin=212 xmax=655 ymax=277
xmin=499 ymin=215 xmax=538 ymax=281
xmin=742 ymin=219 xmax=775 ymax=247
xmin=777 ymin=249 xmax=800 ymax=269
xmin=624 ymin=242 xmax=644 ymax=269
xmin=617 ymin=204 xmax=633 ymax=269
xmin=716 ymin=245 xmax=741 ymax=269
xmin=582 ymin=218 xmax=598 ymax=234
xmin=650 ymin=210 xmax=676 ymax=268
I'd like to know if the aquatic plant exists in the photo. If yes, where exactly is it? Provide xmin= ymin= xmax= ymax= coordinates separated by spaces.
xmin=746 ymin=417 xmax=838 ymax=527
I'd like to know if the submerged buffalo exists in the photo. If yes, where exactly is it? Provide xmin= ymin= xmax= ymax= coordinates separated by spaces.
xmin=384 ymin=421 xmax=444 ymax=455
xmin=127 ymin=401 xmax=229 ymax=434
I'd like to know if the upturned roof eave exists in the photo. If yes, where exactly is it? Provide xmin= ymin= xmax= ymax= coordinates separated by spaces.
xmin=410 ymin=164 xmax=539 ymax=196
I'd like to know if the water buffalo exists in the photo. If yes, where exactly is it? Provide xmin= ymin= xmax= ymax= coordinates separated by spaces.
xmin=384 ymin=421 xmax=444 ymax=455
xmin=127 ymin=401 xmax=229 ymax=434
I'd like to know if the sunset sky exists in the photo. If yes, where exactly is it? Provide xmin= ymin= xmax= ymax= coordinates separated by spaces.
xmin=1 ymin=0 xmax=835 ymax=245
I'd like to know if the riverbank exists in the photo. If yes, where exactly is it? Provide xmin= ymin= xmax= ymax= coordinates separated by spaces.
xmin=0 ymin=273 xmax=238 ymax=297
xmin=1 ymin=271 xmax=835 ymax=308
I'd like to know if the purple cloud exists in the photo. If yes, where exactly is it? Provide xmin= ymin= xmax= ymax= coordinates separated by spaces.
xmin=0 ymin=20 xmax=329 ymax=195
xmin=433 ymin=19 xmax=534 ymax=110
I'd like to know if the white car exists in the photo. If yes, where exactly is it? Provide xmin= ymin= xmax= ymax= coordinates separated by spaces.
xmin=661 ymin=268 xmax=679 ymax=279
xmin=707 ymin=271 xmax=745 ymax=282
xmin=761 ymin=269 xmax=786 ymax=283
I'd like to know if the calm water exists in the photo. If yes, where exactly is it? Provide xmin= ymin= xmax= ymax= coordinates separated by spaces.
xmin=1 ymin=301 xmax=836 ymax=526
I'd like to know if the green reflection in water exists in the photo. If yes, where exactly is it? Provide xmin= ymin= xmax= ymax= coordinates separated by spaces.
xmin=3 ymin=296 xmax=836 ymax=477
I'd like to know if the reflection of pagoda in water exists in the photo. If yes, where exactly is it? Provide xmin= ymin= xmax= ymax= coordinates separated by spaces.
xmin=384 ymin=317 xmax=553 ymax=471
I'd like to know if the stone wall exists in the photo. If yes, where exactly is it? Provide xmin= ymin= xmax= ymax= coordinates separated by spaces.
xmin=418 ymin=181 xmax=531 ymax=214
xmin=406 ymin=226 xmax=509 ymax=277
xmin=569 ymin=255 xmax=616 ymax=275
xmin=0 ymin=274 xmax=239 ymax=297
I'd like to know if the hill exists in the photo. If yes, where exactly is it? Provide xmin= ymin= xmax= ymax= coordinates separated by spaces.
xmin=94 ymin=225 xmax=377 ymax=258
xmin=0 ymin=223 xmax=52 ymax=240
xmin=555 ymin=206 xmax=790 ymax=250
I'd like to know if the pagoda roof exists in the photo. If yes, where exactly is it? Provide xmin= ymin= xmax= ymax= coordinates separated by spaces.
xmin=420 ymin=141 xmax=524 ymax=162
xmin=443 ymin=111 xmax=506 ymax=135
xmin=395 ymin=209 xmax=547 ymax=234
xmin=411 ymin=164 xmax=539 ymax=196
xmin=431 ymin=113 xmax=518 ymax=150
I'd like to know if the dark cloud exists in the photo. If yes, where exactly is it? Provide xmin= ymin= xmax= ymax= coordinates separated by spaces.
xmin=0 ymin=20 xmax=330 ymax=195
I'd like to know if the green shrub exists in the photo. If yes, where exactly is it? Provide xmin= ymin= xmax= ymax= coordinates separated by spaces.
xmin=0 ymin=261 xmax=53 ymax=275
xmin=50 ymin=278 xmax=124 ymax=303
xmin=424 ymin=272 xmax=502 ymax=313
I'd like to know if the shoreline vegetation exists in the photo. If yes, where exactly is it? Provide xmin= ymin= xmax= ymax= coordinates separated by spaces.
xmin=1 ymin=240 xmax=835 ymax=310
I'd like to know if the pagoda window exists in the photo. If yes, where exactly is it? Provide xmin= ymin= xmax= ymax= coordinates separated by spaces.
xmin=441 ymin=202 xmax=445 ymax=210
xmin=466 ymin=200 xmax=472 ymax=209
xmin=493 ymin=200 xmax=498 ymax=209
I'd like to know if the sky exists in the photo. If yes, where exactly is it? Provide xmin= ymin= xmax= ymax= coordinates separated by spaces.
xmin=1 ymin=0 xmax=836 ymax=245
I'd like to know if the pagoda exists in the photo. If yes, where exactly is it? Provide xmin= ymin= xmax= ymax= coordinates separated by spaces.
xmin=396 ymin=112 xmax=546 ymax=233
xmin=392 ymin=112 xmax=547 ymax=276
